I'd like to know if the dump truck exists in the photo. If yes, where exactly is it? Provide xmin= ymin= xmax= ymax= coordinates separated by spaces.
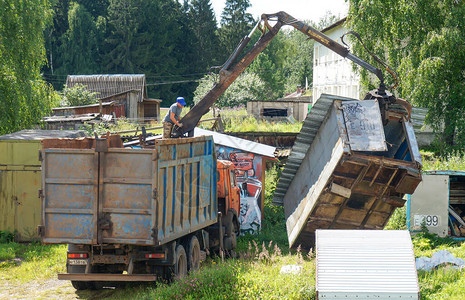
xmin=39 ymin=136 xmax=240 ymax=289
xmin=273 ymin=94 xmax=422 ymax=249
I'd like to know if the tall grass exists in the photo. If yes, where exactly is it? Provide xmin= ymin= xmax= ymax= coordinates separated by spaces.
xmin=0 ymin=243 xmax=67 ymax=282
xmin=116 ymin=242 xmax=315 ymax=300
xmin=421 ymin=150 xmax=465 ymax=171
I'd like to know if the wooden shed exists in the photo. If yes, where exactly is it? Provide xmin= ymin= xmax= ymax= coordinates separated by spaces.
xmin=247 ymin=96 xmax=312 ymax=122
xmin=66 ymin=74 xmax=161 ymax=121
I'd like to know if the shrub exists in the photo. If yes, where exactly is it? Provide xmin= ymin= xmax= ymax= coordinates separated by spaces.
xmin=61 ymin=84 xmax=99 ymax=107
xmin=0 ymin=231 xmax=15 ymax=244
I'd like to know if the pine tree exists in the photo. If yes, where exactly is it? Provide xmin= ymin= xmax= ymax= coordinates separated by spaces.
xmin=56 ymin=3 xmax=99 ymax=75
xmin=218 ymin=0 xmax=254 ymax=61
xmin=189 ymin=0 xmax=220 ymax=71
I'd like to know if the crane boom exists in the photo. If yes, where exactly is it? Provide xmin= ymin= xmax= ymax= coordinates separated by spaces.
xmin=172 ymin=11 xmax=396 ymax=137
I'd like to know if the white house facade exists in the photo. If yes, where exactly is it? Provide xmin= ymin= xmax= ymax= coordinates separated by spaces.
xmin=312 ymin=18 xmax=361 ymax=104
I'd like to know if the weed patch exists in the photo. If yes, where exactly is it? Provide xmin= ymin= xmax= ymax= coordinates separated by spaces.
xmin=0 ymin=243 xmax=66 ymax=282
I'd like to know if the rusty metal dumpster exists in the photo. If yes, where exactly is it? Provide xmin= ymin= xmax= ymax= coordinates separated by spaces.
xmin=40 ymin=136 xmax=217 ymax=246
xmin=273 ymin=94 xmax=422 ymax=249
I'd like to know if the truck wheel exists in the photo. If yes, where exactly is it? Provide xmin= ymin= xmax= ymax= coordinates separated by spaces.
xmin=223 ymin=211 xmax=238 ymax=251
xmin=174 ymin=244 xmax=187 ymax=279
xmin=68 ymin=265 xmax=88 ymax=290
xmin=187 ymin=236 xmax=201 ymax=272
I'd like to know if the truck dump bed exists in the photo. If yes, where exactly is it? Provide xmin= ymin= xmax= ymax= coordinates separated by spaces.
xmin=40 ymin=136 xmax=217 ymax=246
xmin=273 ymin=94 xmax=422 ymax=249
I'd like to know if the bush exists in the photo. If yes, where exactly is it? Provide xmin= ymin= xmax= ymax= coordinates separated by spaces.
xmin=385 ymin=206 xmax=407 ymax=230
xmin=61 ymin=84 xmax=99 ymax=107
xmin=0 ymin=231 xmax=15 ymax=244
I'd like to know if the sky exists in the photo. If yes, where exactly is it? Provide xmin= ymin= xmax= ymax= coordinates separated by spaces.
xmin=210 ymin=0 xmax=349 ymax=24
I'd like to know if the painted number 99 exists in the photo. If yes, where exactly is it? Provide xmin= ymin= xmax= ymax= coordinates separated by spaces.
xmin=425 ymin=215 xmax=439 ymax=226
xmin=414 ymin=214 xmax=439 ymax=227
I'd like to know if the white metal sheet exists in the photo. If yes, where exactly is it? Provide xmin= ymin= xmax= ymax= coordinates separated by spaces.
xmin=409 ymin=174 xmax=449 ymax=237
xmin=316 ymin=230 xmax=419 ymax=299
xmin=342 ymin=100 xmax=387 ymax=151
xmin=194 ymin=127 xmax=276 ymax=158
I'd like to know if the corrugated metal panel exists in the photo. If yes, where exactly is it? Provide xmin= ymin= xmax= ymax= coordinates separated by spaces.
xmin=66 ymin=74 xmax=146 ymax=102
xmin=273 ymin=94 xmax=356 ymax=205
xmin=316 ymin=230 xmax=419 ymax=299
xmin=0 ymin=130 xmax=88 ymax=241
xmin=0 ymin=130 xmax=86 ymax=141
xmin=194 ymin=128 xmax=276 ymax=158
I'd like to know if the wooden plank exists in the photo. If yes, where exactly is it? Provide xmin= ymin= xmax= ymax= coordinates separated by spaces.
xmin=403 ymin=117 xmax=422 ymax=165
xmin=328 ymin=163 xmax=372 ymax=229
xmin=330 ymin=182 xmax=352 ymax=198
xmin=334 ymin=101 xmax=351 ymax=153
xmin=359 ymin=169 xmax=399 ymax=228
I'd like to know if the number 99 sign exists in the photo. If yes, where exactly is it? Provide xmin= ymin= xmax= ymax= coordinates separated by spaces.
xmin=413 ymin=215 xmax=439 ymax=227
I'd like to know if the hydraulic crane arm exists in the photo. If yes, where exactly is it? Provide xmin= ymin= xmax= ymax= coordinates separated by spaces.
xmin=172 ymin=11 xmax=399 ymax=137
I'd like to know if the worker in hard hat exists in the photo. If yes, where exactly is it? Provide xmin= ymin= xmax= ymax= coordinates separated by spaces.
xmin=163 ymin=97 xmax=186 ymax=138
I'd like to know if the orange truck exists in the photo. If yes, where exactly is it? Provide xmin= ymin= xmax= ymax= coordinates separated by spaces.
xmin=40 ymin=136 xmax=240 ymax=289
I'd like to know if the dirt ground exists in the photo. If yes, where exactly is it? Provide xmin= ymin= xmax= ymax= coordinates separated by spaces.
xmin=0 ymin=278 xmax=125 ymax=300
xmin=0 ymin=277 xmax=76 ymax=299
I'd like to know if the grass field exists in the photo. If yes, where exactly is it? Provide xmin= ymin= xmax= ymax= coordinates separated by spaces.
xmin=88 ymin=106 xmax=302 ymax=136
xmin=1 ymin=227 xmax=465 ymax=299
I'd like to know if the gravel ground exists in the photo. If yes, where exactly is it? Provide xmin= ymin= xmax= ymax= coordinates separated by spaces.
xmin=0 ymin=278 xmax=77 ymax=299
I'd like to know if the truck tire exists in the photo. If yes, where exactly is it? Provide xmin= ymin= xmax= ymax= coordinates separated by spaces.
xmin=174 ymin=244 xmax=187 ymax=279
xmin=187 ymin=236 xmax=201 ymax=272
xmin=223 ymin=211 xmax=239 ymax=251
xmin=68 ymin=265 xmax=88 ymax=290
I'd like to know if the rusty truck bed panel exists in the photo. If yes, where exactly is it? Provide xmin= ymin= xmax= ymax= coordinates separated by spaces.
xmin=277 ymin=94 xmax=422 ymax=249
xmin=41 ymin=136 xmax=217 ymax=246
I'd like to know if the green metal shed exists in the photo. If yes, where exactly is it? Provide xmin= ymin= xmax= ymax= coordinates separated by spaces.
xmin=0 ymin=130 xmax=86 ymax=241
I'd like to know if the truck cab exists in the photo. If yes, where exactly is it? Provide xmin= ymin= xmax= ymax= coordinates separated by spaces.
xmin=216 ymin=160 xmax=241 ymax=249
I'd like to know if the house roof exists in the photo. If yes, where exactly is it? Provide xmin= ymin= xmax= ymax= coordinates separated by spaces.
xmin=52 ymin=101 xmax=115 ymax=111
xmin=194 ymin=128 xmax=276 ymax=158
xmin=321 ymin=17 xmax=347 ymax=33
xmin=248 ymin=96 xmax=312 ymax=104
xmin=66 ymin=74 xmax=147 ymax=102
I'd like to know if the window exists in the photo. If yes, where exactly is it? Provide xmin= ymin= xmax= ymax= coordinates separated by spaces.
xmin=230 ymin=171 xmax=236 ymax=188
xmin=262 ymin=108 xmax=288 ymax=117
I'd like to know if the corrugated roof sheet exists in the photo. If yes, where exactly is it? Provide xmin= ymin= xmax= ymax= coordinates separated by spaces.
xmin=316 ymin=230 xmax=419 ymax=298
xmin=273 ymin=94 xmax=356 ymax=205
xmin=194 ymin=128 xmax=276 ymax=158
xmin=66 ymin=74 xmax=146 ymax=101
xmin=52 ymin=101 xmax=115 ymax=111
xmin=0 ymin=130 xmax=86 ymax=140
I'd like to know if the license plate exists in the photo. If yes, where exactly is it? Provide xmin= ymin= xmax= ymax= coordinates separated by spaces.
xmin=68 ymin=259 xmax=87 ymax=265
